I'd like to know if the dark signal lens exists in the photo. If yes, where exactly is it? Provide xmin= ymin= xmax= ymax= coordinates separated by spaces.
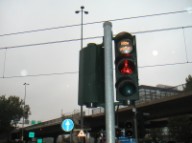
xmin=118 ymin=81 xmax=136 ymax=96
xmin=126 ymin=130 xmax=133 ymax=137
xmin=118 ymin=59 xmax=134 ymax=75
xmin=125 ymin=122 xmax=133 ymax=128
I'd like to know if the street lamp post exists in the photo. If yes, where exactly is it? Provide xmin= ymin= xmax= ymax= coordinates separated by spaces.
xmin=75 ymin=6 xmax=88 ymax=130
xmin=21 ymin=82 xmax=29 ymax=142
xmin=75 ymin=6 xmax=88 ymax=50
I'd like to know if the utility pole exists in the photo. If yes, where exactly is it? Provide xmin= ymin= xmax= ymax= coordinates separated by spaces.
xmin=103 ymin=21 xmax=115 ymax=143
xmin=21 ymin=82 xmax=29 ymax=142
xmin=75 ymin=6 xmax=88 ymax=130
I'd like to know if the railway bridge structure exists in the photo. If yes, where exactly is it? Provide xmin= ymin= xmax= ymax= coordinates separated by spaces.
xmin=11 ymin=84 xmax=192 ymax=142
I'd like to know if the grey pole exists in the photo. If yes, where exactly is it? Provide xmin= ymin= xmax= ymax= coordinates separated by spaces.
xmin=103 ymin=21 xmax=115 ymax=143
xmin=75 ymin=6 xmax=88 ymax=130
xmin=133 ymin=104 xmax=138 ymax=143
xmin=21 ymin=82 xmax=29 ymax=142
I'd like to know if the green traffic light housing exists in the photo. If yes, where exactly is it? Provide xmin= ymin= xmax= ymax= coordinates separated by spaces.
xmin=115 ymin=128 xmax=122 ymax=138
xmin=78 ymin=43 xmax=105 ymax=108
xmin=125 ymin=120 xmax=134 ymax=137
xmin=114 ymin=32 xmax=139 ymax=102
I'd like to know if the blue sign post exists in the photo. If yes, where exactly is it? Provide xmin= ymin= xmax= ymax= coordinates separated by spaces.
xmin=61 ymin=119 xmax=74 ymax=132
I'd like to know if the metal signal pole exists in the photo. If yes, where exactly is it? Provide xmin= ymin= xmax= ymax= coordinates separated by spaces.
xmin=21 ymin=82 xmax=29 ymax=142
xmin=103 ymin=21 xmax=115 ymax=143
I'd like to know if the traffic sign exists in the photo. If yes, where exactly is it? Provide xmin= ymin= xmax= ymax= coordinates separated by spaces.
xmin=78 ymin=130 xmax=86 ymax=137
xmin=118 ymin=136 xmax=136 ymax=143
xmin=37 ymin=138 xmax=43 ymax=143
xmin=28 ymin=131 xmax=35 ymax=138
xmin=61 ymin=119 xmax=74 ymax=132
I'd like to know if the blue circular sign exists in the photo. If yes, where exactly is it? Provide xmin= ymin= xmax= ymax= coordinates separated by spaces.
xmin=61 ymin=119 xmax=74 ymax=132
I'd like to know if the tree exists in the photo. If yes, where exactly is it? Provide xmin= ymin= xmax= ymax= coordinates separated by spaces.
xmin=0 ymin=95 xmax=30 ymax=133
xmin=184 ymin=75 xmax=192 ymax=92
xmin=168 ymin=115 xmax=192 ymax=143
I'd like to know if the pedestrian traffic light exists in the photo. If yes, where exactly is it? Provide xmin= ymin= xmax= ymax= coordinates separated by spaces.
xmin=115 ymin=128 xmax=122 ymax=138
xmin=78 ymin=43 xmax=105 ymax=108
xmin=125 ymin=120 xmax=134 ymax=137
xmin=114 ymin=32 xmax=139 ymax=102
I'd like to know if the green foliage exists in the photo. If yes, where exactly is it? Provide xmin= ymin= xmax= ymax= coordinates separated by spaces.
xmin=168 ymin=115 xmax=192 ymax=143
xmin=0 ymin=95 xmax=30 ymax=132
xmin=184 ymin=75 xmax=192 ymax=92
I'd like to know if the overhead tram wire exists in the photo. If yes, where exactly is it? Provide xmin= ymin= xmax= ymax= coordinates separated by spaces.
xmin=132 ymin=25 xmax=192 ymax=35
xmin=0 ymin=10 xmax=188 ymax=37
xmin=139 ymin=61 xmax=192 ymax=69
xmin=0 ymin=10 xmax=191 ymax=79
xmin=0 ymin=71 xmax=78 ymax=79
xmin=0 ymin=25 xmax=192 ymax=50
xmin=1 ymin=61 xmax=192 ymax=79
xmin=0 ymin=24 xmax=80 ymax=37
xmin=0 ymin=25 xmax=192 ymax=79
xmin=0 ymin=36 xmax=102 ymax=50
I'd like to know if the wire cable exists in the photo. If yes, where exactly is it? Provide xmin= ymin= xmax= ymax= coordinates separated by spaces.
xmin=139 ymin=61 xmax=192 ymax=68
xmin=0 ymin=10 xmax=187 ymax=37
xmin=1 ymin=61 xmax=191 ymax=79
xmin=0 ymin=24 xmax=80 ymax=37
xmin=0 ymin=36 xmax=102 ymax=50
xmin=0 ymin=10 xmax=191 ymax=79
xmin=0 ymin=71 xmax=78 ymax=79
xmin=1 ymin=25 xmax=192 ymax=50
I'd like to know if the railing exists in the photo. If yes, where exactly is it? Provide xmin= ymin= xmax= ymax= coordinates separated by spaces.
xmin=135 ymin=84 xmax=182 ymax=104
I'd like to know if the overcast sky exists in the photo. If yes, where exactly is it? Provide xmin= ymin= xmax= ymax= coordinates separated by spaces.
xmin=0 ymin=0 xmax=192 ymax=122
